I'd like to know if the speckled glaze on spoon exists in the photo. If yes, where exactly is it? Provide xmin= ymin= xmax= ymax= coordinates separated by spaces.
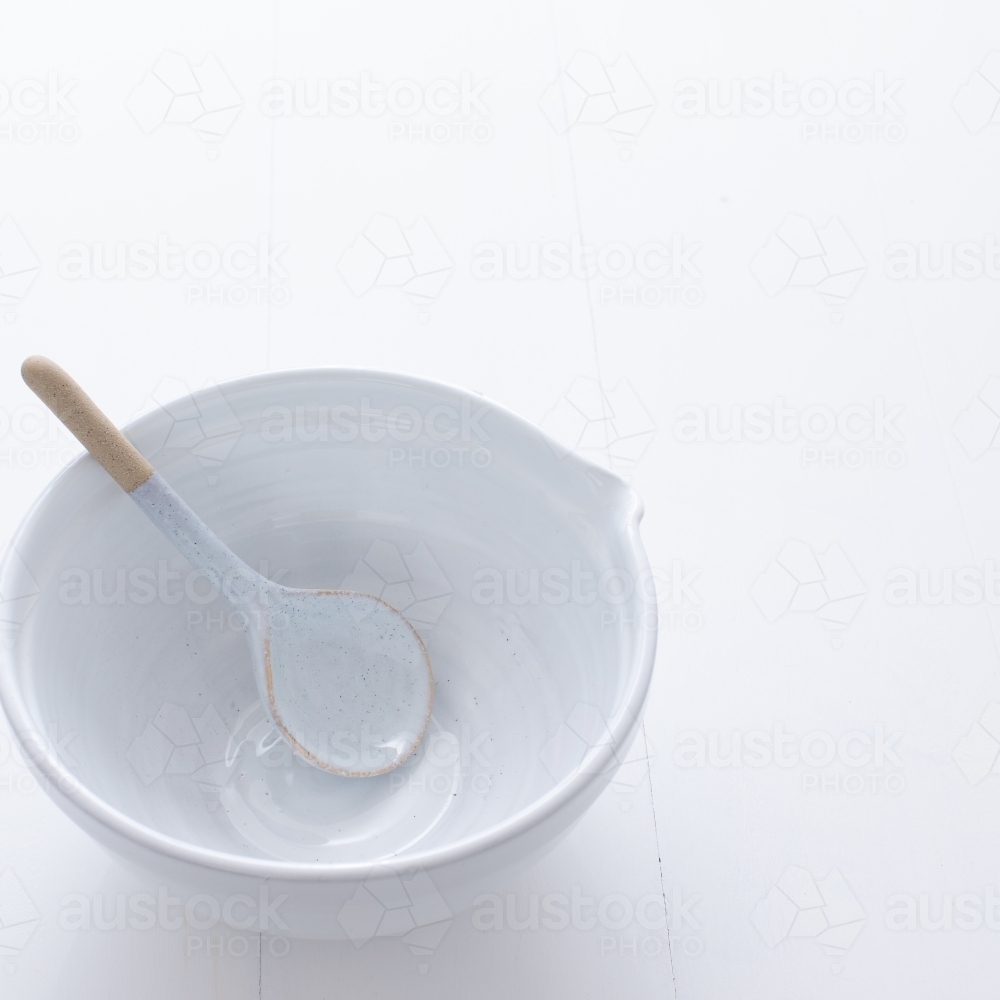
xmin=21 ymin=356 xmax=433 ymax=777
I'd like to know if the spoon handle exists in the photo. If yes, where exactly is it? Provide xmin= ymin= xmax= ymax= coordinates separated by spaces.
xmin=21 ymin=356 xmax=259 ymax=607
xmin=21 ymin=356 xmax=155 ymax=492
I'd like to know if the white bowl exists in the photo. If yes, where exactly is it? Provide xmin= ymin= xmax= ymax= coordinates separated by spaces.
xmin=0 ymin=368 xmax=656 ymax=938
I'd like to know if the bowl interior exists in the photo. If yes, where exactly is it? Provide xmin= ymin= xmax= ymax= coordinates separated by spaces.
xmin=5 ymin=370 xmax=647 ymax=868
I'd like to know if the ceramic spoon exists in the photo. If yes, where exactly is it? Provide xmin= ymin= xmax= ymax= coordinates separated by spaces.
xmin=21 ymin=356 xmax=433 ymax=777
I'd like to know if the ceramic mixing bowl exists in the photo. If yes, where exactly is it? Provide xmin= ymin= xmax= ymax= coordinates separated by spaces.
xmin=0 ymin=368 xmax=656 ymax=938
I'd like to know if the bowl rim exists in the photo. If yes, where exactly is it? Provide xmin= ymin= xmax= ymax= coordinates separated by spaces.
xmin=0 ymin=366 xmax=657 ymax=881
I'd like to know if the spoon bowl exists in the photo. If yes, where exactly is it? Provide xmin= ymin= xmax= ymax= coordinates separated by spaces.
xmin=254 ymin=585 xmax=432 ymax=776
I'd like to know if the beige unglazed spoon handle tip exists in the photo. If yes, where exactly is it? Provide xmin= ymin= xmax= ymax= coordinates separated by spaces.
xmin=21 ymin=355 xmax=154 ymax=493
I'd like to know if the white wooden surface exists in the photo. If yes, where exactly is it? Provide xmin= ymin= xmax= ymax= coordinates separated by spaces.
xmin=1 ymin=1 xmax=998 ymax=996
